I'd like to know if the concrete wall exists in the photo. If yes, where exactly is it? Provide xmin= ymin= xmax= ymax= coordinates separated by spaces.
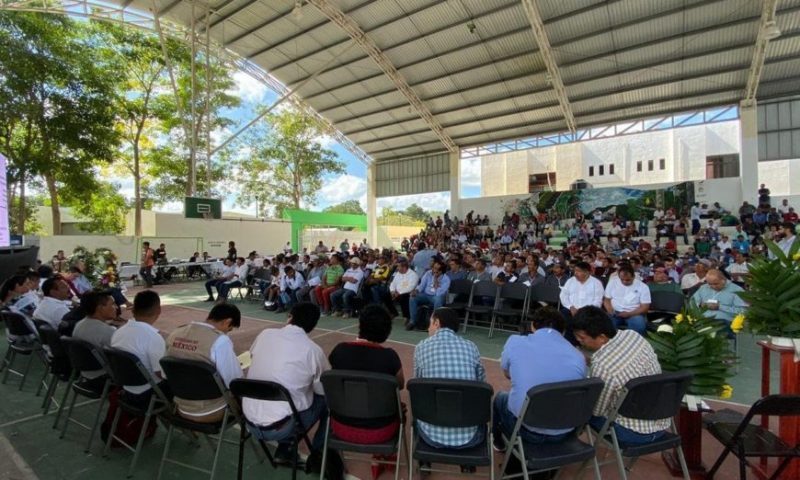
xmin=758 ymin=158 xmax=800 ymax=206
xmin=478 ymin=121 xmax=742 ymax=196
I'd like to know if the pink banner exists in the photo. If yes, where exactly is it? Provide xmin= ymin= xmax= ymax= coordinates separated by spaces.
xmin=0 ymin=154 xmax=9 ymax=247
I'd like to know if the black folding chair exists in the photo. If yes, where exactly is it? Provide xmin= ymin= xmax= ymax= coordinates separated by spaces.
xmin=229 ymin=378 xmax=313 ymax=480
xmin=407 ymin=378 xmax=494 ymax=480
xmin=591 ymin=371 xmax=693 ymax=480
xmin=706 ymin=394 xmax=800 ymax=480
xmin=489 ymin=283 xmax=530 ymax=338
xmin=1 ymin=311 xmax=48 ymax=391
xmin=103 ymin=347 xmax=170 ymax=478
xmin=647 ymin=290 xmax=685 ymax=326
xmin=445 ymin=279 xmax=473 ymax=314
xmin=157 ymin=357 xmax=240 ymax=480
xmin=532 ymin=284 xmax=561 ymax=309
xmin=320 ymin=370 xmax=408 ymax=480
xmin=32 ymin=321 xmax=71 ymax=413
xmin=499 ymin=378 xmax=605 ymax=480
xmin=462 ymin=281 xmax=498 ymax=332
xmin=57 ymin=337 xmax=113 ymax=453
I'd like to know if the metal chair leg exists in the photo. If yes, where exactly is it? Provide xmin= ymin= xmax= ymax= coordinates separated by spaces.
xmin=320 ymin=418 xmax=330 ymax=480
xmin=208 ymin=410 xmax=230 ymax=480
xmin=53 ymin=374 xmax=76 ymax=429
xmin=237 ymin=422 xmax=247 ymax=480
xmin=104 ymin=405 xmax=123 ymax=458
xmin=86 ymin=381 xmax=111 ymax=453
xmin=127 ymin=397 xmax=156 ymax=477
xmin=156 ymin=424 xmax=175 ymax=480
xmin=60 ymin=388 xmax=79 ymax=439
xmin=19 ymin=353 xmax=34 ymax=391
xmin=675 ymin=444 xmax=691 ymax=480
xmin=1 ymin=350 xmax=14 ymax=383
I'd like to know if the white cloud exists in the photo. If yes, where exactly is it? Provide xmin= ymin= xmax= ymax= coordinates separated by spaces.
xmin=378 ymin=192 xmax=451 ymax=213
xmin=315 ymin=174 xmax=367 ymax=209
xmin=153 ymin=201 xmax=183 ymax=213
xmin=229 ymin=71 xmax=269 ymax=104
xmin=460 ymin=157 xmax=481 ymax=187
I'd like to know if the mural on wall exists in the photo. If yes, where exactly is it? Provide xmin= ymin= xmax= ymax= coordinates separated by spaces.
xmin=502 ymin=182 xmax=695 ymax=220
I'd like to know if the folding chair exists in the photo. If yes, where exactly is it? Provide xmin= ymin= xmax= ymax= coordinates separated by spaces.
xmin=320 ymin=370 xmax=408 ymax=480
xmin=229 ymin=378 xmax=314 ymax=480
xmin=32 ymin=321 xmax=71 ymax=413
xmin=591 ymin=371 xmax=693 ymax=480
xmin=706 ymin=394 xmax=800 ymax=480
xmin=489 ymin=283 xmax=530 ymax=338
xmin=103 ymin=347 xmax=170 ymax=478
xmin=462 ymin=281 xmax=498 ymax=332
xmin=407 ymin=378 xmax=494 ymax=480
xmin=532 ymin=284 xmax=561 ymax=309
xmin=444 ymin=279 xmax=473 ymax=314
xmin=57 ymin=337 xmax=113 ymax=453
xmin=1 ymin=311 xmax=48 ymax=391
xmin=499 ymin=378 xmax=605 ymax=480
xmin=157 ymin=357 xmax=240 ymax=480
xmin=647 ymin=290 xmax=685 ymax=327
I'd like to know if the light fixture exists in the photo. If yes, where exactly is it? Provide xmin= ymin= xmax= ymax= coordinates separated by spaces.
xmin=293 ymin=0 xmax=303 ymax=20
xmin=763 ymin=20 xmax=781 ymax=40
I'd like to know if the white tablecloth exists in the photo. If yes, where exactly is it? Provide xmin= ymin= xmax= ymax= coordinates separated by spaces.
xmin=118 ymin=261 xmax=224 ymax=279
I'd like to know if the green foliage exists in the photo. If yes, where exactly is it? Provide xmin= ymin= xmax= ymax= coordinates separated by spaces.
xmin=378 ymin=207 xmax=425 ymax=227
xmin=738 ymin=239 xmax=800 ymax=337
xmin=69 ymin=246 xmax=119 ymax=286
xmin=65 ymin=181 xmax=129 ymax=234
xmin=234 ymin=108 xmax=345 ymax=217
xmin=647 ymin=302 xmax=736 ymax=397
xmin=323 ymin=200 xmax=365 ymax=215
xmin=404 ymin=203 xmax=428 ymax=221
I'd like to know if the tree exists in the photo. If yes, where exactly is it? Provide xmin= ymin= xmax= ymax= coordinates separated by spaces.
xmin=234 ymin=108 xmax=345 ymax=217
xmin=324 ymin=200 xmax=365 ymax=215
xmin=404 ymin=203 xmax=428 ymax=221
xmin=0 ymin=13 xmax=119 ymax=234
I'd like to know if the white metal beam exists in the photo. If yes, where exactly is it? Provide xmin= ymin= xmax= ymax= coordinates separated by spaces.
xmin=520 ymin=0 xmax=576 ymax=133
xmin=743 ymin=0 xmax=780 ymax=106
xmin=305 ymin=0 xmax=458 ymax=153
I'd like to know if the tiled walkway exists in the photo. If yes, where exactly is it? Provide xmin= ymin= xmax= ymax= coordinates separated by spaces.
xmin=0 ymin=283 xmax=790 ymax=479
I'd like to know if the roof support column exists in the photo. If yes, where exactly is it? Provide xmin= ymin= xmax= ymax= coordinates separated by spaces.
xmin=449 ymin=150 xmax=461 ymax=218
xmin=739 ymin=100 xmax=759 ymax=205
xmin=367 ymin=163 xmax=378 ymax=248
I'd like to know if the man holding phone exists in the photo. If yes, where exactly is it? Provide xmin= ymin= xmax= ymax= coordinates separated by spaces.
xmin=690 ymin=269 xmax=747 ymax=332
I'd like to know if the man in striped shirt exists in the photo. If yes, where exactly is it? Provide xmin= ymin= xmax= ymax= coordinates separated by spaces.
xmin=572 ymin=306 xmax=668 ymax=444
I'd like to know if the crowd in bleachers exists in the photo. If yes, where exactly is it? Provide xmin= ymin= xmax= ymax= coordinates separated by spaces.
xmin=1 ymin=185 xmax=798 ymax=478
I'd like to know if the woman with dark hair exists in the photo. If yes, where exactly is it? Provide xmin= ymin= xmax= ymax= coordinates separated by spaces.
xmin=1 ymin=275 xmax=35 ymax=316
xmin=328 ymin=305 xmax=404 ymax=476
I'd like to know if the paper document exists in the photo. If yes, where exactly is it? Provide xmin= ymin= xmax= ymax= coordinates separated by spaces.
xmin=238 ymin=351 xmax=252 ymax=369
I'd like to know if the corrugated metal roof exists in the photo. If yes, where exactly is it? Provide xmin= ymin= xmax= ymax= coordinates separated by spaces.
xmin=125 ymin=0 xmax=800 ymax=161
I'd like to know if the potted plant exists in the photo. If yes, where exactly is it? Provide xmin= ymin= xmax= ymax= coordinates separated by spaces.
xmin=737 ymin=239 xmax=800 ymax=346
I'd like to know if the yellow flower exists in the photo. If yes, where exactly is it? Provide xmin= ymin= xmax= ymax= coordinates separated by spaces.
xmin=731 ymin=314 xmax=745 ymax=333
xmin=675 ymin=313 xmax=684 ymax=324
xmin=720 ymin=384 xmax=733 ymax=399
xmin=794 ymin=252 xmax=800 ymax=261
xmin=688 ymin=316 xmax=696 ymax=324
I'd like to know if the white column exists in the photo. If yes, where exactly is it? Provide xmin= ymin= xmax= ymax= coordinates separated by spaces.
xmin=367 ymin=163 xmax=378 ymax=247
xmin=449 ymin=150 xmax=461 ymax=217
xmin=739 ymin=101 xmax=759 ymax=205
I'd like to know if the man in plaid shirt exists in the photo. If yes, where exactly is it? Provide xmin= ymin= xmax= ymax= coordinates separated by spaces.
xmin=572 ymin=306 xmax=669 ymax=444
xmin=414 ymin=307 xmax=486 ymax=449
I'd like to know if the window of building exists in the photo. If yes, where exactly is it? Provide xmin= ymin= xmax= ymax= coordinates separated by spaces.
xmin=706 ymin=154 xmax=740 ymax=179
xmin=659 ymin=158 xmax=666 ymax=170
xmin=599 ymin=165 xmax=604 ymax=176
xmin=589 ymin=166 xmax=594 ymax=176
xmin=528 ymin=172 xmax=557 ymax=193
xmin=636 ymin=161 xmax=642 ymax=172
xmin=648 ymin=159 xmax=654 ymax=171
xmin=609 ymin=164 xmax=615 ymax=175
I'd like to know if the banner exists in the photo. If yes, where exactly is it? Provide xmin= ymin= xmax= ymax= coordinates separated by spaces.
xmin=0 ymin=154 xmax=9 ymax=247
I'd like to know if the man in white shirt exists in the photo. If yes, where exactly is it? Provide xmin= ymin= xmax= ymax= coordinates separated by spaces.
xmin=726 ymin=252 xmax=750 ymax=286
xmin=690 ymin=202 xmax=701 ymax=235
xmin=32 ymin=278 xmax=72 ymax=329
xmin=653 ymin=208 xmax=665 ymax=221
xmin=778 ymin=199 xmax=792 ymax=215
xmin=680 ymin=262 xmax=708 ymax=293
xmin=716 ymin=235 xmax=732 ymax=252
xmin=603 ymin=265 xmax=651 ymax=335
xmin=110 ymin=290 xmax=170 ymax=408
xmin=204 ymin=258 xmax=235 ymax=302
xmin=330 ymin=257 xmax=364 ymax=318
xmin=244 ymin=303 xmax=329 ymax=463
xmin=276 ymin=265 xmax=306 ymax=313
xmin=389 ymin=257 xmax=419 ymax=320
xmin=218 ymin=257 xmax=249 ymax=302
xmin=560 ymin=261 xmax=605 ymax=344
xmin=166 ymin=303 xmax=243 ymax=423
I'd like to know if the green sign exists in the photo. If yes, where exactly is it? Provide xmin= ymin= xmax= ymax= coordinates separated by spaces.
xmin=184 ymin=197 xmax=222 ymax=219
xmin=282 ymin=209 xmax=367 ymax=253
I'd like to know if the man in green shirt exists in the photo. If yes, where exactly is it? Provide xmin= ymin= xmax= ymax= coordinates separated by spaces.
xmin=647 ymin=265 xmax=682 ymax=296
xmin=314 ymin=255 xmax=344 ymax=315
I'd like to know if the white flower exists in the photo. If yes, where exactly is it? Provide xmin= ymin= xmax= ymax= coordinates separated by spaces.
xmin=657 ymin=324 xmax=674 ymax=334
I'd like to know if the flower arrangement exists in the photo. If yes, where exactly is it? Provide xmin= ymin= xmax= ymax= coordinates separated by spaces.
xmin=647 ymin=302 xmax=737 ymax=398
xmin=68 ymin=246 xmax=120 ymax=288
xmin=737 ymin=239 xmax=800 ymax=338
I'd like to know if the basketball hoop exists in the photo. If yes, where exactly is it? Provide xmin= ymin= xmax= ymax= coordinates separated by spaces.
xmin=201 ymin=212 xmax=213 ymax=221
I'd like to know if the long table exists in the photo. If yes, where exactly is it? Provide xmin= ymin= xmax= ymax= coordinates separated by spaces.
xmin=118 ymin=261 xmax=224 ymax=280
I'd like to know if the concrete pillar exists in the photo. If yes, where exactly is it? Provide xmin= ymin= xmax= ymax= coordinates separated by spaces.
xmin=449 ymin=150 xmax=461 ymax=217
xmin=366 ymin=163 xmax=378 ymax=247
xmin=739 ymin=101 xmax=759 ymax=205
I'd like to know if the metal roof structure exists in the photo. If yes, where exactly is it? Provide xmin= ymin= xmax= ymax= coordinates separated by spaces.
xmin=5 ymin=0 xmax=800 ymax=164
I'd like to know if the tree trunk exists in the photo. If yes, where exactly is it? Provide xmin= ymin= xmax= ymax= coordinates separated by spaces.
xmin=45 ymin=173 xmax=61 ymax=236
xmin=133 ymin=139 xmax=142 ymax=237
xmin=17 ymin=179 xmax=26 ymax=235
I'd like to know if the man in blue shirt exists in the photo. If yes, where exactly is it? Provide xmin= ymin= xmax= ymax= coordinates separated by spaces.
xmin=414 ymin=308 xmax=486 ymax=449
xmin=411 ymin=242 xmax=438 ymax=274
xmin=407 ymin=259 xmax=451 ymax=330
xmin=691 ymin=269 xmax=747 ymax=331
xmin=493 ymin=307 xmax=587 ymax=450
